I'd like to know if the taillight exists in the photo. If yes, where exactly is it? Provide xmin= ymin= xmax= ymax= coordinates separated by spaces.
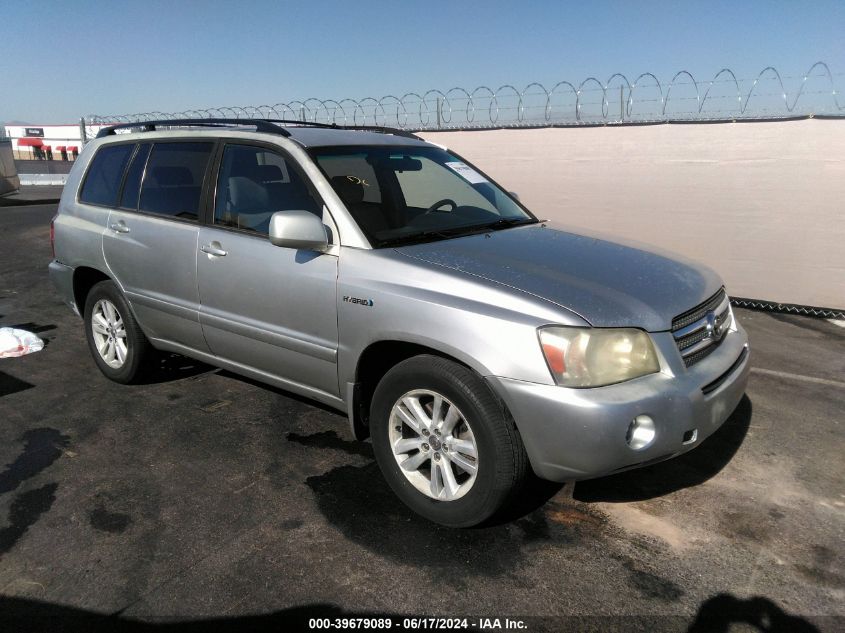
xmin=50 ymin=215 xmax=56 ymax=259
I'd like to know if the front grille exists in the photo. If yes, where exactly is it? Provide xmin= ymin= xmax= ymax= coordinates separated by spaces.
xmin=677 ymin=326 xmax=709 ymax=351
xmin=672 ymin=288 xmax=731 ymax=367
xmin=672 ymin=288 xmax=727 ymax=330
xmin=682 ymin=343 xmax=720 ymax=367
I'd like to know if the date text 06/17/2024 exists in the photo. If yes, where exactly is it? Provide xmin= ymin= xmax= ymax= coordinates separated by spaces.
xmin=307 ymin=617 xmax=527 ymax=630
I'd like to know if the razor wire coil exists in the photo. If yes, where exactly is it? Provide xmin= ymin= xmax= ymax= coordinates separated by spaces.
xmin=85 ymin=62 xmax=844 ymax=138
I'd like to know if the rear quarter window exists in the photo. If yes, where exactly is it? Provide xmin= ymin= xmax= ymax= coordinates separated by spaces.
xmin=79 ymin=144 xmax=134 ymax=207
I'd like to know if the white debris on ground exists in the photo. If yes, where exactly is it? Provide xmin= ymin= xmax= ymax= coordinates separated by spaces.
xmin=0 ymin=327 xmax=45 ymax=358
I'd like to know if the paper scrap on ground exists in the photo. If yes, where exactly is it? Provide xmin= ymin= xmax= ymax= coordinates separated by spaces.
xmin=0 ymin=328 xmax=45 ymax=358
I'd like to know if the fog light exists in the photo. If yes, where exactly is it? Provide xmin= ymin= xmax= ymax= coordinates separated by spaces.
xmin=626 ymin=415 xmax=655 ymax=450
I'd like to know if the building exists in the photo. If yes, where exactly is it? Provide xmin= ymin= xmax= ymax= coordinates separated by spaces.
xmin=2 ymin=123 xmax=102 ymax=161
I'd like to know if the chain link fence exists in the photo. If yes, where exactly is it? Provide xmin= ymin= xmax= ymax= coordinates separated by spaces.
xmin=729 ymin=299 xmax=843 ymax=320
xmin=83 ymin=62 xmax=843 ymax=139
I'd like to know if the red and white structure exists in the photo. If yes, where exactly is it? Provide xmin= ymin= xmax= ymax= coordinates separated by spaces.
xmin=2 ymin=124 xmax=106 ymax=160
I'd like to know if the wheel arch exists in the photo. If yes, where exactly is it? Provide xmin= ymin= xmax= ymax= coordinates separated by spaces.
xmin=348 ymin=339 xmax=495 ymax=441
xmin=72 ymin=266 xmax=112 ymax=314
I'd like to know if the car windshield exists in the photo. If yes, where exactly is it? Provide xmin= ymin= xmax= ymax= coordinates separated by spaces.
xmin=309 ymin=145 xmax=536 ymax=247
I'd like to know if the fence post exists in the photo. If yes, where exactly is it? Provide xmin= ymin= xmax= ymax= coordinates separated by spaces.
xmin=436 ymin=97 xmax=442 ymax=129
xmin=79 ymin=117 xmax=88 ymax=144
xmin=620 ymin=85 xmax=624 ymax=121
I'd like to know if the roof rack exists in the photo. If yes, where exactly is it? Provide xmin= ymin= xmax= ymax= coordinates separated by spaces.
xmin=95 ymin=118 xmax=423 ymax=141
xmin=95 ymin=118 xmax=291 ymax=138
xmin=261 ymin=119 xmax=422 ymax=140
xmin=342 ymin=125 xmax=423 ymax=141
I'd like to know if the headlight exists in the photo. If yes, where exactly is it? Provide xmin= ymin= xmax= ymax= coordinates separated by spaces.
xmin=538 ymin=326 xmax=660 ymax=387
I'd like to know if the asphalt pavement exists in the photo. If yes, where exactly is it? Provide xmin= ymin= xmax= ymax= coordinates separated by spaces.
xmin=0 ymin=204 xmax=842 ymax=632
xmin=0 ymin=186 xmax=63 ymax=207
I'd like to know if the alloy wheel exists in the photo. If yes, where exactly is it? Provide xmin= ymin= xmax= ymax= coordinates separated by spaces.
xmin=91 ymin=299 xmax=128 ymax=369
xmin=388 ymin=389 xmax=479 ymax=501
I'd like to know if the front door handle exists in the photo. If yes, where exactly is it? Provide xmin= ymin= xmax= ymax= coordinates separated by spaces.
xmin=110 ymin=221 xmax=130 ymax=234
xmin=201 ymin=243 xmax=228 ymax=257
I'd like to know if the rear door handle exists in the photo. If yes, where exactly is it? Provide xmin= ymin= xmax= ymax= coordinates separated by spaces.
xmin=201 ymin=244 xmax=228 ymax=257
xmin=109 ymin=222 xmax=130 ymax=234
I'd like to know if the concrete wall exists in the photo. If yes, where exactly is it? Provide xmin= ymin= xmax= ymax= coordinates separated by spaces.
xmin=422 ymin=119 xmax=845 ymax=310
xmin=0 ymin=140 xmax=20 ymax=196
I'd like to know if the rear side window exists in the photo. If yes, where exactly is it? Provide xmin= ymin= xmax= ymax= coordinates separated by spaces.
xmin=79 ymin=144 xmax=134 ymax=206
xmin=119 ymin=143 xmax=151 ymax=210
xmin=139 ymin=142 xmax=213 ymax=220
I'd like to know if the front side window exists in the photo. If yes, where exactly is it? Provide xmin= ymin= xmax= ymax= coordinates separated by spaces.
xmin=214 ymin=144 xmax=320 ymax=235
xmin=310 ymin=145 xmax=534 ymax=247
xmin=139 ymin=142 xmax=213 ymax=220
xmin=79 ymin=143 xmax=134 ymax=207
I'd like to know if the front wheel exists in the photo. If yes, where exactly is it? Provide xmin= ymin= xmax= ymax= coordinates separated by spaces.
xmin=83 ymin=280 xmax=152 ymax=384
xmin=371 ymin=355 xmax=528 ymax=527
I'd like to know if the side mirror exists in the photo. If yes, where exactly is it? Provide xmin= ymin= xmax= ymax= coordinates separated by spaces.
xmin=508 ymin=191 xmax=520 ymax=201
xmin=268 ymin=210 xmax=329 ymax=251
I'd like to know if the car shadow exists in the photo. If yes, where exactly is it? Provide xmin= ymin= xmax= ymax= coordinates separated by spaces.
xmin=7 ymin=322 xmax=57 ymax=335
xmin=133 ymin=353 xmax=217 ymax=385
xmin=0 ymin=590 xmax=825 ymax=633
xmin=0 ymin=596 xmax=459 ymax=633
xmin=488 ymin=476 xmax=567 ymax=526
xmin=217 ymin=369 xmax=347 ymax=417
xmin=574 ymin=395 xmax=752 ymax=503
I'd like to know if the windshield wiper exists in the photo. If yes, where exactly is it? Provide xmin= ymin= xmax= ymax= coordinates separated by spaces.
xmin=377 ymin=230 xmax=460 ymax=247
xmin=420 ymin=216 xmax=536 ymax=238
xmin=477 ymin=217 xmax=537 ymax=231
xmin=378 ymin=217 xmax=537 ymax=247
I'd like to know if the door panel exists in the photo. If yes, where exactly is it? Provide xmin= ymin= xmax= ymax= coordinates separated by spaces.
xmin=101 ymin=140 xmax=214 ymax=352
xmin=196 ymin=227 xmax=339 ymax=395
xmin=196 ymin=142 xmax=339 ymax=396
xmin=103 ymin=211 xmax=208 ymax=351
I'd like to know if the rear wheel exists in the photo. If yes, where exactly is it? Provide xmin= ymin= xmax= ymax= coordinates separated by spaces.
xmin=371 ymin=355 xmax=528 ymax=527
xmin=83 ymin=280 xmax=151 ymax=384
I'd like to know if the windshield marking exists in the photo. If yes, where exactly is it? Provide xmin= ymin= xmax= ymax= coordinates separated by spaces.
xmin=444 ymin=161 xmax=488 ymax=184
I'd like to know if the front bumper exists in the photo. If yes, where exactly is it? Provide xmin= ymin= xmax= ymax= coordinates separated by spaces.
xmin=487 ymin=323 xmax=750 ymax=482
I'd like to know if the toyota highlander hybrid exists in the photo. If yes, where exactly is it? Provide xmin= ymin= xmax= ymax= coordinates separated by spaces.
xmin=49 ymin=119 xmax=750 ymax=526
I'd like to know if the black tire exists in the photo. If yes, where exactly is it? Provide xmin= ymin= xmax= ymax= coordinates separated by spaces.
xmin=83 ymin=280 xmax=152 ymax=384
xmin=371 ymin=355 xmax=528 ymax=527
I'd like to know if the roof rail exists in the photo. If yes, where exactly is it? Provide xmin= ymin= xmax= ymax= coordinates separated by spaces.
xmin=263 ymin=119 xmax=338 ymax=129
xmin=95 ymin=117 xmax=424 ymax=141
xmin=262 ymin=119 xmax=423 ymax=140
xmin=338 ymin=125 xmax=423 ymax=141
xmin=95 ymin=118 xmax=291 ymax=138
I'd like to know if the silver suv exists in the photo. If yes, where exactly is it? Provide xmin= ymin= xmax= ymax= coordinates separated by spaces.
xmin=49 ymin=119 xmax=749 ymax=526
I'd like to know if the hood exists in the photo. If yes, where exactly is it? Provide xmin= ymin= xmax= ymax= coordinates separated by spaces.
xmin=395 ymin=223 xmax=723 ymax=331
